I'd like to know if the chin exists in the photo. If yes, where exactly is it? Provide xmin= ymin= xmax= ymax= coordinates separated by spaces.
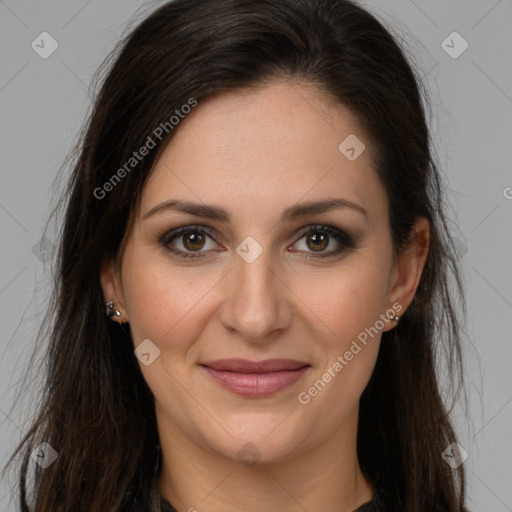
xmin=197 ymin=414 xmax=312 ymax=467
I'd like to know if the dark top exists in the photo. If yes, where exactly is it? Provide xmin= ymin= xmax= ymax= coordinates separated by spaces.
xmin=158 ymin=487 xmax=388 ymax=511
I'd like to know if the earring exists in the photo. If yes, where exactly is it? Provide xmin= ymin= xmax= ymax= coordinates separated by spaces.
xmin=105 ymin=300 xmax=123 ymax=319
xmin=390 ymin=313 xmax=400 ymax=323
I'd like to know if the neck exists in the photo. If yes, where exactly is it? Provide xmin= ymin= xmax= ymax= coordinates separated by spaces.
xmin=157 ymin=404 xmax=374 ymax=512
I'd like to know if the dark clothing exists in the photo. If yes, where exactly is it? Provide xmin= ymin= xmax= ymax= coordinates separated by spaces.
xmin=158 ymin=487 xmax=388 ymax=511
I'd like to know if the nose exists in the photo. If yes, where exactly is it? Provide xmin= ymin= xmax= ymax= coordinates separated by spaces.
xmin=217 ymin=245 xmax=294 ymax=343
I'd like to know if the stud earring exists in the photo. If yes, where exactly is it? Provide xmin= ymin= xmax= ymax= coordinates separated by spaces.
xmin=105 ymin=300 xmax=123 ymax=319
xmin=390 ymin=313 xmax=400 ymax=323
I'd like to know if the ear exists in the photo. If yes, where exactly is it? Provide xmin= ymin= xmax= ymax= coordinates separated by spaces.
xmin=99 ymin=257 xmax=128 ymax=323
xmin=382 ymin=217 xmax=430 ymax=332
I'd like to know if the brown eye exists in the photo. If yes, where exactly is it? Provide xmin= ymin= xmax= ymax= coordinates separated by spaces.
xmin=161 ymin=224 xmax=355 ymax=261
xmin=182 ymin=231 xmax=206 ymax=251
xmin=306 ymin=232 xmax=329 ymax=252
xmin=291 ymin=225 xmax=355 ymax=259
xmin=160 ymin=226 xmax=218 ymax=259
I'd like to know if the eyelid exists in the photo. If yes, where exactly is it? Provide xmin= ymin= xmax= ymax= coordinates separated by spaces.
xmin=158 ymin=225 xmax=221 ymax=253
xmin=159 ymin=223 xmax=356 ymax=260
xmin=289 ymin=224 xmax=356 ymax=256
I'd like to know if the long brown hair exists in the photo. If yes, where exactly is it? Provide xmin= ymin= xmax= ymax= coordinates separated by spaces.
xmin=5 ymin=0 xmax=468 ymax=510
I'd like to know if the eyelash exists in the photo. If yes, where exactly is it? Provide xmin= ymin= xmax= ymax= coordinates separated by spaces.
xmin=159 ymin=224 xmax=356 ymax=260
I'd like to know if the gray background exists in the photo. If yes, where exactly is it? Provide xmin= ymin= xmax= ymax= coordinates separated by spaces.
xmin=1 ymin=1 xmax=511 ymax=511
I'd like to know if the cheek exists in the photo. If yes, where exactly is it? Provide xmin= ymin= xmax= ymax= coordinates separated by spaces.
xmin=122 ymin=231 xmax=390 ymax=372
xmin=299 ymin=255 xmax=390 ymax=344
xmin=292 ymin=256 xmax=389 ymax=401
xmin=122 ymin=237 xmax=391 ymax=352
xmin=120 ymin=256 xmax=218 ymax=406
xmin=121 ymin=251 xmax=223 ymax=354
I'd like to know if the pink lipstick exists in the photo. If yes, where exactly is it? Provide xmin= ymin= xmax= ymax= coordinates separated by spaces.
xmin=201 ymin=358 xmax=310 ymax=397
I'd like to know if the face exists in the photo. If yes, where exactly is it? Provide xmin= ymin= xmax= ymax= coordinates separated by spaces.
xmin=101 ymin=80 xmax=428 ymax=465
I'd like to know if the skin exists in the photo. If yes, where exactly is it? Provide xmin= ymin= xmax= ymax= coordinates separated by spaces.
xmin=101 ymin=80 xmax=429 ymax=512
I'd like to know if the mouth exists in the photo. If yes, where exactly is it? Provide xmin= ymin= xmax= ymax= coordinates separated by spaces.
xmin=200 ymin=359 xmax=311 ymax=397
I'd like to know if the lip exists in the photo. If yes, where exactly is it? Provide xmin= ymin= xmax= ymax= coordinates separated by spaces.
xmin=201 ymin=359 xmax=310 ymax=397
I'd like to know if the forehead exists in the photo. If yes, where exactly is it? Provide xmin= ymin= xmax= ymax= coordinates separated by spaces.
xmin=139 ymin=80 xmax=387 ymax=227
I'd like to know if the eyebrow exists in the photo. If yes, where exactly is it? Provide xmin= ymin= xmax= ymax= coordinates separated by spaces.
xmin=142 ymin=197 xmax=369 ymax=224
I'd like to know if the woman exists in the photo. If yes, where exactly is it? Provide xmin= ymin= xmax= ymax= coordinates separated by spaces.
xmin=6 ymin=0 xmax=468 ymax=510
